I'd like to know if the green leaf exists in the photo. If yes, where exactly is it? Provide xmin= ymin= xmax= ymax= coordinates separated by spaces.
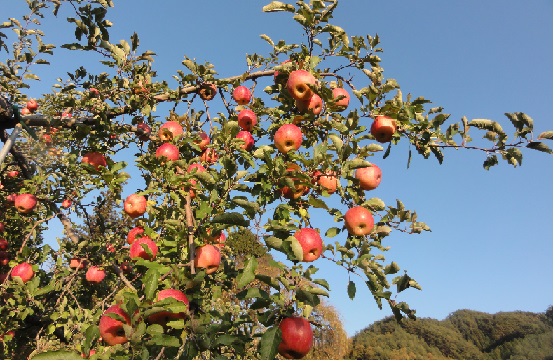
xmin=526 ymin=141 xmax=553 ymax=154
xmin=148 ymin=334 xmax=181 ymax=347
xmin=262 ymin=1 xmax=295 ymax=12
xmin=142 ymin=268 xmax=160 ymax=301
xmin=210 ymin=212 xmax=249 ymax=227
xmin=237 ymin=256 xmax=258 ymax=289
xmin=384 ymin=261 xmax=400 ymax=275
xmin=308 ymin=195 xmax=328 ymax=210
xmin=538 ymin=131 xmax=553 ymax=140
xmin=259 ymin=326 xmax=281 ymax=360
xmin=31 ymin=351 xmax=82 ymax=360
xmin=483 ymin=154 xmax=498 ymax=170
xmin=325 ymin=227 xmax=340 ymax=238
xmin=347 ymin=280 xmax=356 ymax=300
xmin=83 ymin=325 xmax=99 ymax=356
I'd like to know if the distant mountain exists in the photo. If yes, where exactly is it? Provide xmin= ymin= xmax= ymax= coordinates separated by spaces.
xmin=348 ymin=306 xmax=552 ymax=360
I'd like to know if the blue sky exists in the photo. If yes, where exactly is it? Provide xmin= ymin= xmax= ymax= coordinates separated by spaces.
xmin=2 ymin=1 xmax=552 ymax=337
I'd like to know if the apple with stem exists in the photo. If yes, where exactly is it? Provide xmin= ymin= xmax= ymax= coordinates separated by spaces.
xmin=355 ymin=164 xmax=382 ymax=190
xmin=200 ymin=148 xmax=218 ymax=164
xmin=274 ymin=124 xmax=303 ymax=154
xmin=156 ymin=143 xmax=180 ymax=162
xmin=330 ymin=87 xmax=350 ymax=111
xmin=236 ymin=130 xmax=255 ymax=151
xmin=294 ymin=228 xmax=323 ymax=262
xmin=81 ymin=152 xmax=107 ymax=171
xmin=26 ymin=99 xmax=38 ymax=113
xmin=232 ymin=85 xmax=251 ymax=105
xmin=371 ymin=115 xmax=397 ymax=143
xmin=194 ymin=244 xmax=221 ymax=274
xmin=11 ymin=262 xmax=34 ymax=283
xmin=148 ymin=289 xmax=190 ymax=325
xmin=158 ymin=120 xmax=183 ymax=141
xmin=286 ymin=70 xmax=317 ymax=101
xmin=344 ymin=206 xmax=375 ymax=236
xmin=127 ymin=226 xmax=145 ymax=244
xmin=14 ymin=194 xmax=37 ymax=214
xmin=295 ymin=93 xmax=322 ymax=115
xmin=195 ymin=131 xmax=210 ymax=151
xmin=99 ymin=305 xmax=131 ymax=346
xmin=312 ymin=170 xmax=338 ymax=194
xmin=278 ymin=316 xmax=313 ymax=359
xmin=130 ymin=236 xmax=158 ymax=261
xmin=237 ymin=109 xmax=258 ymax=131
xmin=85 ymin=266 xmax=105 ymax=283
xmin=124 ymin=194 xmax=147 ymax=218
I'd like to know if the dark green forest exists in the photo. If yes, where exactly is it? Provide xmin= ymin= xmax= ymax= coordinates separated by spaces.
xmin=348 ymin=307 xmax=553 ymax=360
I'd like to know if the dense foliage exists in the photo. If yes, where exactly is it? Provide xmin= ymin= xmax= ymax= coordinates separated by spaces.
xmin=348 ymin=307 xmax=553 ymax=360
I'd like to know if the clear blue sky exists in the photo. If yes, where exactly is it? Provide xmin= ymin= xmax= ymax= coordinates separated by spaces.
xmin=3 ymin=1 xmax=552 ymax=337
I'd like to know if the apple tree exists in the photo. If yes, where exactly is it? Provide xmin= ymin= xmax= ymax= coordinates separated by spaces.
xmin=0 ymin=0 xmax=551 ymax=359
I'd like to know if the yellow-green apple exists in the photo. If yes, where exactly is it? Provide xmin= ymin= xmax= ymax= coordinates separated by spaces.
xmin=236 ymin=130 xmax=255 ymax=151
xmin=195 ymin=131 xmax=210 ymax=151
xmin=148 ymin=288 xmax=190 ymax=325
xmin=279 ymin=163 xmax=309 ymax=200
xmin=26 ymin=99 xmax=38 ymax=113
xmin=156 ymin=143 xmax=180 ymax=161
xmin=85 ymin=266 xmax=105 ymax=283
xmin=136 ymin=122 xmax=152 ymax=141
xmin=0 ymin=238 xmax=7 ymax=251
xmin=200 ymin=148 xmax=218 ymax=164
xmin=14 ymin=193 xmax=37 ymax=214
xmin=11 ymin=262 xmax=34 ymax=283
xmin=81 ymin=152 xmax=107 ymax=171
xmin=286 ymin=70 xmax=317 ymax=101
xmin=61 ymin=199 xmax=72 ymax=209
xmin=0 ymin=251 xmax=9 ymax=266
xmin=158 ymin=120 xmax=183 ymax=141
xmin=99 ymin=305 xmax=131 ymax=346
xmin=274 ymin=124 xmax=303 ymax=154
xmin=371 ymin=115 xmax=397 ymax=143
xmin=344 ymin=206 xmax=374 ymax=236
xmin=123 ymin=194 xmax=147 ymax=218
xmin=198 ymin=83 xmax=217 ymax=101
xmin=69 ymin=257 xmax=87 ymax=270
xmin=127 ymin=226 xmax=145 ymax=244
xmin=278 ymin=316 xmax=313 ymax=359
xmin=237 ymin=109 xmax=258 ymax=131
xmin=293 ymin=228 xmax=323 ymax=262
xmin=194 ymin=244 xmax=221 ymax=274
xmin=130 ymin=236 xmax=158 ymax=261
xmin=232 ymin=85 xmax=251 ymax=105
xmin=312 ymin=170 xmax=338 ymax=194
xmin=295 ymin=93 xmax=322 ymax=115
xmin=355 ymin=164 xmax=382 ymax=190
xmin=330 ymin=87 xmax=350 ymax=111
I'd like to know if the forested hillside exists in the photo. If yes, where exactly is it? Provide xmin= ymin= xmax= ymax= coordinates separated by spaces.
xmin=348 ymin=307 xmax=552 ymax=359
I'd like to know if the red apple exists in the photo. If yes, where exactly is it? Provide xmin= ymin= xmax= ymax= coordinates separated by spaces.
xmin=81 ymin=152 xmax=107 ymax=171
xmin=355 ymin=164 xmax=382 ymax=190
xmin=237 ymin=109 xmax=258 ymax=131
xmin=81 ymin=349 xmax=96 ymax=358
xmin=106 ymin=243 xmax=115 ymax=253
xmin=14 ymin=193 xmax=37 ymax=214
xmin=124 ymin=193 xmax=147 ymax=218
xmin=89 ymin=87 xmax=100 ymax=97
xmin=0 ymin=330 xmax=15 ymax=342
xmin=85 ymin=266 xmax=105 ymax=283
xmin=26 ymin=99 xmax=38 ymax=113
xmin=156 ymin=143 xmax=180 ymax=162
xmin=279 ymin=163 xmax=309 ymax=200
xmin=61 ymin=199 xmax=72 ymax=209
xmin=127 ymin=226 xmax=145 ymax=244
xmin=344 ymin=206 xmax=374 ymax=236
xmin=294 ymin=228 xmax=323 ymax=262
xmin=136 ymin=122 xmax=152 ymax=141
xmin=286 ymin=70 xmax=317 ymax=101
xmin=6 ymin=170 xmax=18 ymax=178
xmin=20 ymin=107 xmax=31 ymax=116
xmin=195 ymin=131 xmax=210 ymax=151
xmin=42 ymin=134 xmax=53 ymax=145
xmin=0 ymin=238 xmax=8 ymax=251
xmin=371 ymin=115 xmax=397 ymax=143
xmin=236 ymin=130 xmax=255 ymax=151
xmin=69 ymin=257 xmax=87 ymax=270
xmin=148 ymin=288 xmax=190 ymax=325
xmin=187 ymin=163 xmax=207 ymax=173
xmin=99 ymin=305 xmax=131 ymax=346
xmin=6 ymin=194 xmax=16 ymax=203
xmin=232 ymin=85 xmax=251 ymax=105
xmin=0 ymin=251 xmax=9 ymax=266
xmin=194 ymin=244 xmax=221 ymax=274
xmin=158 ymin=120 xmax=183 ymax=141
xmin=274 ymin=124 xmax=303 ymax=154
xmin=330 ymin=87 xmax=350 ymax=111
xmin=200 ymin=148 xmax=218 ymax=164
xmin=278 ymin=316 xmax=313 ymax=359
xmin=198 ymin=83 xmax=217 ymax=101
xmin=130 ymin=236 xmax=158 ymax=261
xmin=11 ymin=262 xmax=34 ymax=283
xmin=312 ymin=170 xmax=338 ymax=194
xmin=296 ymin=93 xmax=322 ymax=115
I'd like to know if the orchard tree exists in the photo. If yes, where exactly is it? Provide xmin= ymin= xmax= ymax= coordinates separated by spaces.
xmin=0 ymin=0 xmax=551 ymax=359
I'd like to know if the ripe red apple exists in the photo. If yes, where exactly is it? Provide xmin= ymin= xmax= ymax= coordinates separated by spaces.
xmin=89 ymin=87 xmax=100 ymax=97
xmin=278 ymin=316 xmax=313 ymax=359
xmin=69 ymin=257 xmax=87 ymax=270
xmin=11 ymin=262 xmax=34 ymax=283
xmin=127 ymin=226 xmax=145 ymax=244
xmin=279 ymin=163 xmax=309 ymax=200
xmin=232 ymin=85 xmax=251 ymax=105
xmin=20 ymin=107 xmax=31 ymax=116
xmin=355 ymin=164 xmax=382 ymax=190
xmin=81 ymin=349 xmax=96 ymax=358
xmin=296 ymin=93 xmax=322 ymax=115
xmin=236 ymin=130 xmax=255 ymax=151
xmin=155 ymin=143 xmax=180 ymax=161
xmin=237 ymin=109 xmax=258 ymax=131
xmin=274 ymin=124 xmax=303 ymax=154
xmin=330 ymin=87 xmax=350 ymax=111
xmin=194 ymin=244 xmax=221 ymax=274
xmin=0 ymin=238 xmax=7 ymax=251
xmin=81 ymin=152 xmax=107 ymax=171
xmin=14 ymin=193 xmax=37 ymax=214
xmin=106 ymin=243 xmax=115 ymax=253
xmin=371 ymin=115 xmax=397 ymax=143
xmin=136 ymin=122 xmax=152 ymax=141
xmin=26 ymin=99 xmax=38 ymax=113
xmin=294 ymin=228 xmax=323 ymax=262
xmin=61 ymin=199 xmax=72 ymax=209
xmin=195 ymin=131 xmax=210 ymax=151
xmin=286 ymin=70 xmax=317 ymax=101
xmin=130 ymin=236 xmax=158 ymax=261
xmin=99 ymin=305 xmax=131 ymax=346
xmin=6 ymin=194 xmax=16 ymax=203
xmin=312 ymin=170 xmax=338 ymax=194
xmin=42 ymin=134 xmax=53 ymax=145
xmin=344 ymin=206 xmax=375 ymax=236
xmin=158 ymin=120 xmax=183 ymax=141
xmin=200 ymin=148 xmax=218 ymax=164
xmin=124 ymin=194 xmax=147 ymax=218
xmin=214 ymin=232 xmax=226 ymax=250
xmin=0 ymin=251 xmax=9 ymax=266
xmin=6 ymin=170 xmax=19 ymax=178
xmin=85 ymin=266 xmax=105 ymax=283
xmin=148 ymin=288 xmax=190 ymax=325
xmin=0 ymin=330 xmax=15 ymax=342
xmin=198 ymin=83 xmax=217 ymax=101
xmin=187 ymin=163 xmax=207 ymax=173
